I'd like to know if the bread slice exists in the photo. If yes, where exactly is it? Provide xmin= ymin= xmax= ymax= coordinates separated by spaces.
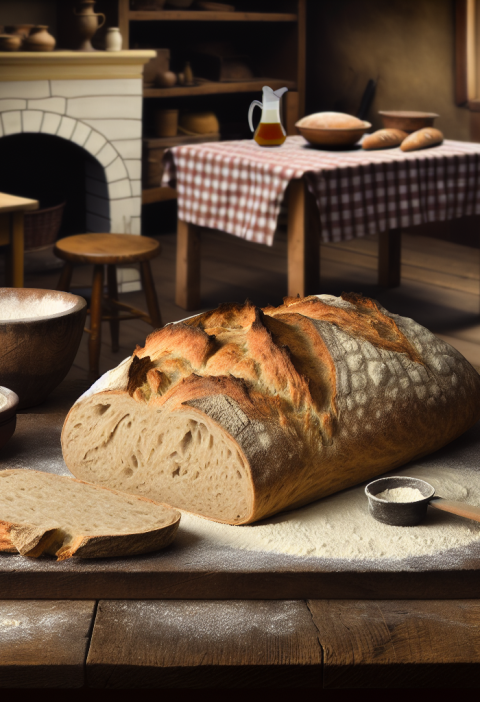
xmin=62 ymin=294 xmax=480 ymax=525
xmin=0 ymin=469 xmax=180 ymax=560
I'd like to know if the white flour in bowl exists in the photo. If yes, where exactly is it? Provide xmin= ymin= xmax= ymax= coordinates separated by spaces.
xmin=179 ymin=464 xmax=480 ymax=561
xmin=0 ymin=394 xmax=7 ymax=411
xmin=0 ymin=294 xmax=76 ymax=321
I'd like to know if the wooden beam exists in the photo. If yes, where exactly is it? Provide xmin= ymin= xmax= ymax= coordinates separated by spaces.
xmin=118 ymin=0 xmax=130 ymax=49
xmin=378 ymin=228 xmax=402 ymax=288
xmin=287 ymin=178 xmax=321 ymax=298
xmin=87 ymin=600 xmax=322 ymax=688
xmin=175 ymin=219 xmax=201 ymax=310
xmin=456 ymin=0 xmax=469 ymax=105
xmin=309 ymin=600 xmax=480 ymax=688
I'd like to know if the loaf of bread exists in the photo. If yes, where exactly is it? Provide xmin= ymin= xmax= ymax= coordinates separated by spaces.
xmin=0 ymin=469 xmax=180 ymax=560
xmin=61 ymin=294 xmax=480 ymax=525
xmin=400 ymin=127 xmax=444 ymax=152
xmin=296 ymin=112 xmax=365 ymax=130
xmin=362 ymin=128 xmax=408 ymax=150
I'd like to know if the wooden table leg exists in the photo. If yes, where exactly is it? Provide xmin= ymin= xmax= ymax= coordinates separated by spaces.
xmin=287 ymin=178 xmax=321 ymax=298
xmin=107 ymin=265 xmax=120 ymax=352
xmin=89 ymin=264 xmax=104 ymax=377
xmin=56 ymin=262 xmax=74 ymax=292
xmin=378 ymin=228 xmax=402 ymax=288
xmin=9 ymin=212 xmax=24 ymax=288
xmin=140 ymin=260 xmax=163 ymax=329
xmin=176 ymin=219 xmax=201 ymax=310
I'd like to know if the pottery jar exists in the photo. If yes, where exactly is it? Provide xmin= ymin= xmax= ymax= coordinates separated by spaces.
xmin=105 ymin=27 xmax=122 ymax=51
xmin=4 ymin=24 xmax=34 ymax=40
xmin=0 ymin=34 xmax=23 ymax=51
xmin=24 ymin=26 xmax=56 ymax=52
xmin=154 ymin=109 xmax=179 ymax=137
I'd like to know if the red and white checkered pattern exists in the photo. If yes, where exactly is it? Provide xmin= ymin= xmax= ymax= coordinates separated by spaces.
xmin=162 ymin=136 xmax=480 ymax=246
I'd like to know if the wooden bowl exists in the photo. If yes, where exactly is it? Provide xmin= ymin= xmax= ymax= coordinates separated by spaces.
xmin=0 ymin=387 xmax=19 ymax=450
xmin=296 ymin=121 xmax=371 ymax=147
xmin=378 ymin=111 xmax=439 ymax=133
xmin=0 ymin=289 xmax=87 ymax=409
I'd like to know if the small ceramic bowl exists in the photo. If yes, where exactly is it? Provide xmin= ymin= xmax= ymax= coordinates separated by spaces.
xmin=0 ymin=387 xmax=19 ymax=450
xmin=378 ymin=111 xmax=439 ymax=133
xmin=0 ymin=34 xmax=23 ymax=51
xmin=0 ymin=289 xmax=87 ymax=409
xmin=296 ymin=121 xmax=371 ymax=147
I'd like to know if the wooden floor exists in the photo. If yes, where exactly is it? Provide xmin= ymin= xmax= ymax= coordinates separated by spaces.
xmin=21 ymin=225 xmax=480 ymax=380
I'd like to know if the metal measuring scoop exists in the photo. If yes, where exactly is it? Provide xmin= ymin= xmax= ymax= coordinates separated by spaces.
xmin=365 ymin=476 xmax=480 ymax=527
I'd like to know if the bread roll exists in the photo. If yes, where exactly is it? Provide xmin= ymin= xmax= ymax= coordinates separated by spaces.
xmin=400 ymin=127 xmax=444 ymax=152
xmin=0 ymin=469 xmax=180 ymax=560
xmin=362 ymin=128 xmax=408 ymax=150
xmin=62 ymin=294 xmax=480 ymax=525
xmin=296 ymin=112 xmax=365 ymax=130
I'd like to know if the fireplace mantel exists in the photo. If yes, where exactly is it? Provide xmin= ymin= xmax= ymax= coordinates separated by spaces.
xmin=0 ymin=50 xmax=155 ymax=82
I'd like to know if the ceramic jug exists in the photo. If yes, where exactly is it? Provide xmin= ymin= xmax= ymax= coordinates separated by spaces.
xmin=24 ymin=26 xmax=56 ymax=52
xmin=74 ymin=0 xmax=106 ymax=52
xmin=248 ymin=86 xmax=288 ymax=146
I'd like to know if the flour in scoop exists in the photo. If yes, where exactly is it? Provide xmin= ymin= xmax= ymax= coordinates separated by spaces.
xmin=376 ymin=487 xmax=425 ymax=503
xmin=178 ymin=464 xmax=480 ymax=561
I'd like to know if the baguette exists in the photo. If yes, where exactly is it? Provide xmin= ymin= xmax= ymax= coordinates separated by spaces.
xmin=400 ymin=127 xmax=443 ymax=151
xmin=0 ymin=469 xmax=180 ymax=560
xmin=362 ymin=128 xmax=408 ymax=150
xmin=62 ymin=294 xmax=480 ymax=525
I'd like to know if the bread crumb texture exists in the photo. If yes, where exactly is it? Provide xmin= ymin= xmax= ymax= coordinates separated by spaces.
xmin=62 ymin=294 xmax=480 ymax=525
xmin=0 ymin=469 xmax=180 ymax=560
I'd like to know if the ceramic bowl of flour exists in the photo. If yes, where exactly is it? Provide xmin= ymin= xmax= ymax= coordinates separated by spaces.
xmin=0 ymin=289 xmax=87 ymax=409
xmin=0 ymin=386 xmax=19 ymax=449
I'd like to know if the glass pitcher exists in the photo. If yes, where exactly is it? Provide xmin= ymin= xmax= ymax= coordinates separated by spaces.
xmin=248 ymin=86 xmax=288 ymax=146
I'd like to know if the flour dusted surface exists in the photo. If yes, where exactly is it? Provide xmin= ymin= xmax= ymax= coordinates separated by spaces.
xmin=179 ymin=464 xmax=480 ymax=560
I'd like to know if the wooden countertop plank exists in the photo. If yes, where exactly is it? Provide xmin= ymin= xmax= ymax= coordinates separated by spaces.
xmin=308 ymin=599 xmax=480 ymax=688
xmin=0 ymin=192 xmax=39 ymax=214
xmin=0 ymin=600 xmax=96 ymax=688
xmin=86 ymin=600 xmax=322 ymax=688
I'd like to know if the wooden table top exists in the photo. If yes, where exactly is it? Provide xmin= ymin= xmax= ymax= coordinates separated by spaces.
xmin=1 ymin=371 xmax=480 ymax=688
xmin=0 ymin=192 xmax=39 ymax=214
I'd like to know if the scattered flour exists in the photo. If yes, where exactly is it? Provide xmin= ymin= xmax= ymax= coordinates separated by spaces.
xmin=179 ymin=464 xmax=480 ymax=561
xmin=376 ymin=487 xmax=425 ymax=503
xmin=0 ymin=293 xmax=76 ymax=321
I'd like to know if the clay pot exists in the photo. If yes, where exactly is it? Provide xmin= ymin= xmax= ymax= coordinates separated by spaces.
xmin=24 ymin=26 xmax=56 ymax=52
xmin=0 ymin=34 xmax=23 ymax=51
xmin=74 ymin=0 xmax=106 ymax=52
xmin=156 ymin=71 xmax=177 ymax=88
xmin=154 ymin=109 xmax=179 ymax=137
xmin=105 ymin=27 xmax=122 ymax=51
xmin=4 ymin=24 xmax=34 ymax=39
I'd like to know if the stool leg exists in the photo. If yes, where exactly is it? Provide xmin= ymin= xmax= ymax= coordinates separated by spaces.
xmin=107 ymin=264 xmax=119 ymax=353
xmin=89 ymin=264 xmax=104 ymax=378
xmin=57 ymin=262 xmax=73 ymax=292
xmin=140 ymin=260 xmax=163 ymax=329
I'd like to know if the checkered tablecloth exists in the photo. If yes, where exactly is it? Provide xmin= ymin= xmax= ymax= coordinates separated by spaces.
xmin=162 ymin=136 xmax=480 ymax=246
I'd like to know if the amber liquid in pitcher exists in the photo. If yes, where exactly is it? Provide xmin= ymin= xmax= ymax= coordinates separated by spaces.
xmin=254 ymin=122 xmax=286 ymax=146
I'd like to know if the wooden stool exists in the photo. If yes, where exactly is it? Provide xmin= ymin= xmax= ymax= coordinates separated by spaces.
xmin=54 ymin=233 xmax=162 ymax=377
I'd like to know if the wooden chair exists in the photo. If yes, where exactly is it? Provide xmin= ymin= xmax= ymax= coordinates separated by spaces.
xmin=54 ymin=233 xmax=162 ymax=377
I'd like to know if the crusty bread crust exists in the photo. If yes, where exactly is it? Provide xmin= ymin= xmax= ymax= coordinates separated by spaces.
xmin=362 ymin=128 xmax=408 ymax=150
xmin=400 ymin=127 xmax=444 ymax=152
xmin=62 ymin=294 xmax=480 ymax=524
xmin=0 ymin=469 xmax=180 ymax=560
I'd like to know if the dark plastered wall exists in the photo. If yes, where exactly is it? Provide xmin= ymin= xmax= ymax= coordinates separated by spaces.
xmin=306 ymin=0 xmax=470 ymax=140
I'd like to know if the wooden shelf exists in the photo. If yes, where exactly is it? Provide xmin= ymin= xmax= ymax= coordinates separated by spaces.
xmin=144 ymin=78 xmax=296 ymax=98
xmin=142 ymin=186 xmax=177 ymax=205
xmin=129 ymin=11 xmax=297 ymax=22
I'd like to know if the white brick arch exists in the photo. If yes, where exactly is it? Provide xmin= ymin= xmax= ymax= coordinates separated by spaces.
xmin=0 ymin=108 xmax=141 ymax=234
